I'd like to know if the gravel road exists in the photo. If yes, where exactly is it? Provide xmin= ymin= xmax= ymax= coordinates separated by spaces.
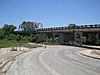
xmin=6 ymin=46 xmax=100 ymax=75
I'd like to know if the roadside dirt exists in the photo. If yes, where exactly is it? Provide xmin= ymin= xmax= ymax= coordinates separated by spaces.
xmin=0 ymin=47 xmax=32 ymax=75
xmin=91 ymin=51 xmax=100 ymax=55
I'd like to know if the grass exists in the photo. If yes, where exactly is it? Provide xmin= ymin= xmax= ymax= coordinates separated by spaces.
xmin=0 ymin=39 xmax=29 ymax=48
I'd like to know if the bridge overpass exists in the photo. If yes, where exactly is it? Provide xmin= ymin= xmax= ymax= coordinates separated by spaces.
xmin=14 ymin=24 xmax=100 ymax=46
xmin=36 ymin=24 xmax=100 ymax=46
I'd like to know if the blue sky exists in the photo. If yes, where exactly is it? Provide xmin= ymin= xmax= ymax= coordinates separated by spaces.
xmin=0 ymin=0 xmax=100 ymax=28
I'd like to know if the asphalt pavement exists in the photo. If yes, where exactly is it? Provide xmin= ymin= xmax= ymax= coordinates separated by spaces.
xmin=5 ymin=46 xmax=100 ymax=75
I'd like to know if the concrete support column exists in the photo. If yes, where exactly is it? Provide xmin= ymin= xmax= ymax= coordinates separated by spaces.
xmin=74 ymin=31 xmax=82 ymax=46
xmin=51 ymin=30 xmax=54 ymax=43
xmin=59 ymin=33 xmax=64 ymax=44
xmin=96 ymin=33 xmax=99 ymax=40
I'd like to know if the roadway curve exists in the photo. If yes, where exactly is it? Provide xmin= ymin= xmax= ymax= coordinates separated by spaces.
xmin=6 ymin=46 xmax=100 ymax=75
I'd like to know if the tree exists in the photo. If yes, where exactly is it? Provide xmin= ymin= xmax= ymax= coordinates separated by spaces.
xmin=0 ymin=29 xmax=5 ymax=39
xmin=18 ymin=21 xmax=43 ymax=31
xmin=3 ymin=24 xmax=17 ymax=32
xmin=68 ymin=24 xmax=76 ymax=29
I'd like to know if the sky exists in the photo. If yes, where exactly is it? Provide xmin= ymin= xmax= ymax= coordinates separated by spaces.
xmin=0 ymin=0 xmax=100 ymax=28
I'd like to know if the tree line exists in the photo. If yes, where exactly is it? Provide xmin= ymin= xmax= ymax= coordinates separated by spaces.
xmin=0 ymin=21 xmax=42 ymax=48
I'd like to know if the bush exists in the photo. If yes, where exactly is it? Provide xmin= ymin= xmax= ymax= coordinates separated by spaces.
xmin=6 ymin=34 xmax=18 ymax=40
xmin=0 ymin=40 xmax=15 ymax=48
xmin=0 ymin=39 xmax=28 ymax=48
xmin=20 ymin=36 xmax=29 ymax=42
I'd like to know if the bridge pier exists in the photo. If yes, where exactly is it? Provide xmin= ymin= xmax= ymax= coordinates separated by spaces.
xmin=96 ymin=33 xmax=99 ymax=40
xmin=74 ymin=31 xmax=82 ymax=46
xmin=96 ymin=33 xmax=100 ymax=44
xmin=59 ymin=33 xmax=65 ymax=44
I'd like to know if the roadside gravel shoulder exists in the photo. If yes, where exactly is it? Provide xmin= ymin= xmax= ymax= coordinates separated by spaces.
xmin=0 ymin=47 xmax=32 ymax=75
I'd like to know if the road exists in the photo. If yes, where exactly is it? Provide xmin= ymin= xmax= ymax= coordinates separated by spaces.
xmin=6 ymin=46 xmax=100 ymax=75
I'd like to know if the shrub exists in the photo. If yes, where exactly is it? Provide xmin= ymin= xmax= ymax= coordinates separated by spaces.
xmin=6 ymin=34 xmax=18 ymax=40
xmin=20 ymin=36 xmax=29 ymax=42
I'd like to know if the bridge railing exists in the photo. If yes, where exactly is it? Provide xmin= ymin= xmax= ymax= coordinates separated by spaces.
xmin=37 ymin=24 xmax=100 ymax=31
xmin=79 ymin=24 xmax=100 ymax=29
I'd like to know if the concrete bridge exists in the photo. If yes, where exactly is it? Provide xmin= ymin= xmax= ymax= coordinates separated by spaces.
xmin=37 ymin=24 xmax=100 ymax=46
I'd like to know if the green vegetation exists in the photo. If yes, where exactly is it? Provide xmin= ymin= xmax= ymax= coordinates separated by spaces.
xmin=96 ymin=39 xmax=100 ymax=45
xmin=0 ymin=24 xmax=28 ymax=48
xmin=3 ymin=24 xmax=16 ymax=33
xmin=19 ymin=21 xmax=43 ymax=31
xmin=42 ymin=37 xmax=59 ymax=45
xmin=0 ymin=40 xmax=28 ymax=48
xmin=0 ymin=21 xmax=42 ymax=48
xmin=68 ymin=24 xmax=76 ymax=28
